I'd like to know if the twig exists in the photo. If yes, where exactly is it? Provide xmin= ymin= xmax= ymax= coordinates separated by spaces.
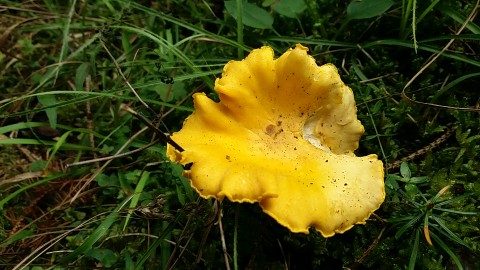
xmin=67 ymin=139 xmax=160 ymax=167
xmin=349 ymin=223 xmax=386 ymax=269
xmin=98 ymin=40 xmax=184 ymax=152
xmin=165 ymin=198 xmax=202 ymax=270
xmin=99 ymin=38 xmax=154 ymax=114
xmin=70 ymin=126 xmax=149 ymax=203
xmin=0 ymin=172 xmax=44 ymax=185
xmin=84 ymin=74 xmax=98 ymax=166
xmin=195 ymin=200 xmax=218 ymax=264
xmin=121 ymin=104 xmax=184 ymax=152
xmin=386 ymin=125 xmax=456 ymax=170
xmin=217 ymin=203 xmax=231 ymax=270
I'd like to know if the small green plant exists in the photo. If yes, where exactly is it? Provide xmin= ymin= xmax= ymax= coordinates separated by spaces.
xmin=386 ymin=162 xmax=477 ymax=270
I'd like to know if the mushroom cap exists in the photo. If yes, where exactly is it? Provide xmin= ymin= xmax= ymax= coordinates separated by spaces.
xmin=167 ymin=44 xmax=385 ymax=236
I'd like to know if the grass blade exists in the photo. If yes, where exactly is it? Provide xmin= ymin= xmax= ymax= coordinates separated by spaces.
xmin=408 ymin=229 xmax=420 ymax=270
xmin=0 ymin=171 xmax=78 ymax=210
xmin=429 ymin=231 xmax=464 ymax=270
xmin=60 ymin=195 xmax=133 ymax=263
xmin=430 ymin=216 xmax=469 ymax=247
xmin=395 ymin=212 xmax=423 ymax=239
xmin=44 ymin=130 xmax=72 ymax=169
xmin=53 ymin=0 xmax=77 ymax=84
xmin=133 ymin=210 xmax=184 ymax=270
xmin=123 ymin=170 xmax=151 ymax=229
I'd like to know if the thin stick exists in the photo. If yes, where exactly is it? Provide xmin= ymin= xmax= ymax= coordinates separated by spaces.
xmin=99 ymin=38 xmax=154 ymax=115
xmin=350 ymin=225 xmax=386 ymax=269
xmin=67 ymin=139 xmax=160 ymax=167
xmin=218 ymin=203 xmax=231 ymax=270
xmin=121 ymin=104 xmax=184 ymax=152
xmin=165 ymin=198 xmax=201 ymax=270
xmin=85 ymin=74 xmax=98 ymax=166
xmin=70 ymin=126 xmax=149 ymax=203
xmin=195 ymin=201 xmax=218 ymax=264
xmin=386 ymin=125 xmax=456 ymax=170
xmin=101 ymin=37 xmax=184 ymax=148
xmin=233 ymin=205 xmax=239 ymax=270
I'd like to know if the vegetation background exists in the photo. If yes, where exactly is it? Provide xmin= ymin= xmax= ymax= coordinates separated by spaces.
xmin=0 ymin=0 xmax=479 ymax=269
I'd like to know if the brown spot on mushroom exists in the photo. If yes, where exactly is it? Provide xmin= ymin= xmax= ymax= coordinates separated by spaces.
xmin=226 ymin=155 xmax=231 ymax=161
xmin=265 ymin=124 xmax=276 ymax=136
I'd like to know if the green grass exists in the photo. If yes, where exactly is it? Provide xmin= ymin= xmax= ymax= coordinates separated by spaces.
xmin=1 ymin=0 xmax=479 ymax=269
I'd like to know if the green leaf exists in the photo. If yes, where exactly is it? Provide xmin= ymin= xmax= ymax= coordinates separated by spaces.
xmin=273 ymin=0 xmax=306 ymax=19
xmin=85 ymin=248 xmax=118 ymax=267
xmin=117 ymin=172 xmax=134 ymax=197
xmin=371 ymin=100 xmax=383 ymax=114
xmin=225 ymin=1 xmax=273 ymax=29
xmin=0 ymin=230 xmax=33 ymax=247
xmin=153 ymin=81 xmax=187 ymax=102
xmin=30 ymin=160 xmax=48 ymax=172
xmin=96 ymin=173 xmax=119 ymax=187
xmin=405 ymin=183 xmax=421 ymax=197
xmin=75 ymin=62 xmax=90 ymax=91
xmin=346 ymin=0 xmax=394 ymax=20
xmin=124 ymin=170 xmax=142 ymax=185
xmin=37 ymin=94 xmax=57 ymax=129
xmin=385 ymin=176 xmax=400 ymax=190
xmin=99 ymin=144 xmax=115 ymax=154
xmin=262 ymin=0 xmax=275 ymax=7
xmin=17 ymin=39 xmax=35 ymax=56
xmin=400 ymin=162 xmax=412 ymax=178
xmin=409 ymin=176 xmax=427 ymax=184
xmin=124 ymin=251 xmax=134 ymax=270
xmin=386 ymin=174 xmax=403 ymax=181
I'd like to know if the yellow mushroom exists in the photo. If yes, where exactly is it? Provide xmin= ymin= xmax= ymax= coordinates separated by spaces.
xmin=167 ymin=44 xmax=385 ymax=237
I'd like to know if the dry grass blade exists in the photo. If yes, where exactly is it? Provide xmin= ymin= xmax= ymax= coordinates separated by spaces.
xmin=70 ymin=126 xmax=149 ymax=203
xmin=217 ymin=203 xmax=231 ymax=270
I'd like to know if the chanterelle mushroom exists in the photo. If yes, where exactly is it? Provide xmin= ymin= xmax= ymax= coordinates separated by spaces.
xmin=167 ymin=44 xmax=385 ymax=237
